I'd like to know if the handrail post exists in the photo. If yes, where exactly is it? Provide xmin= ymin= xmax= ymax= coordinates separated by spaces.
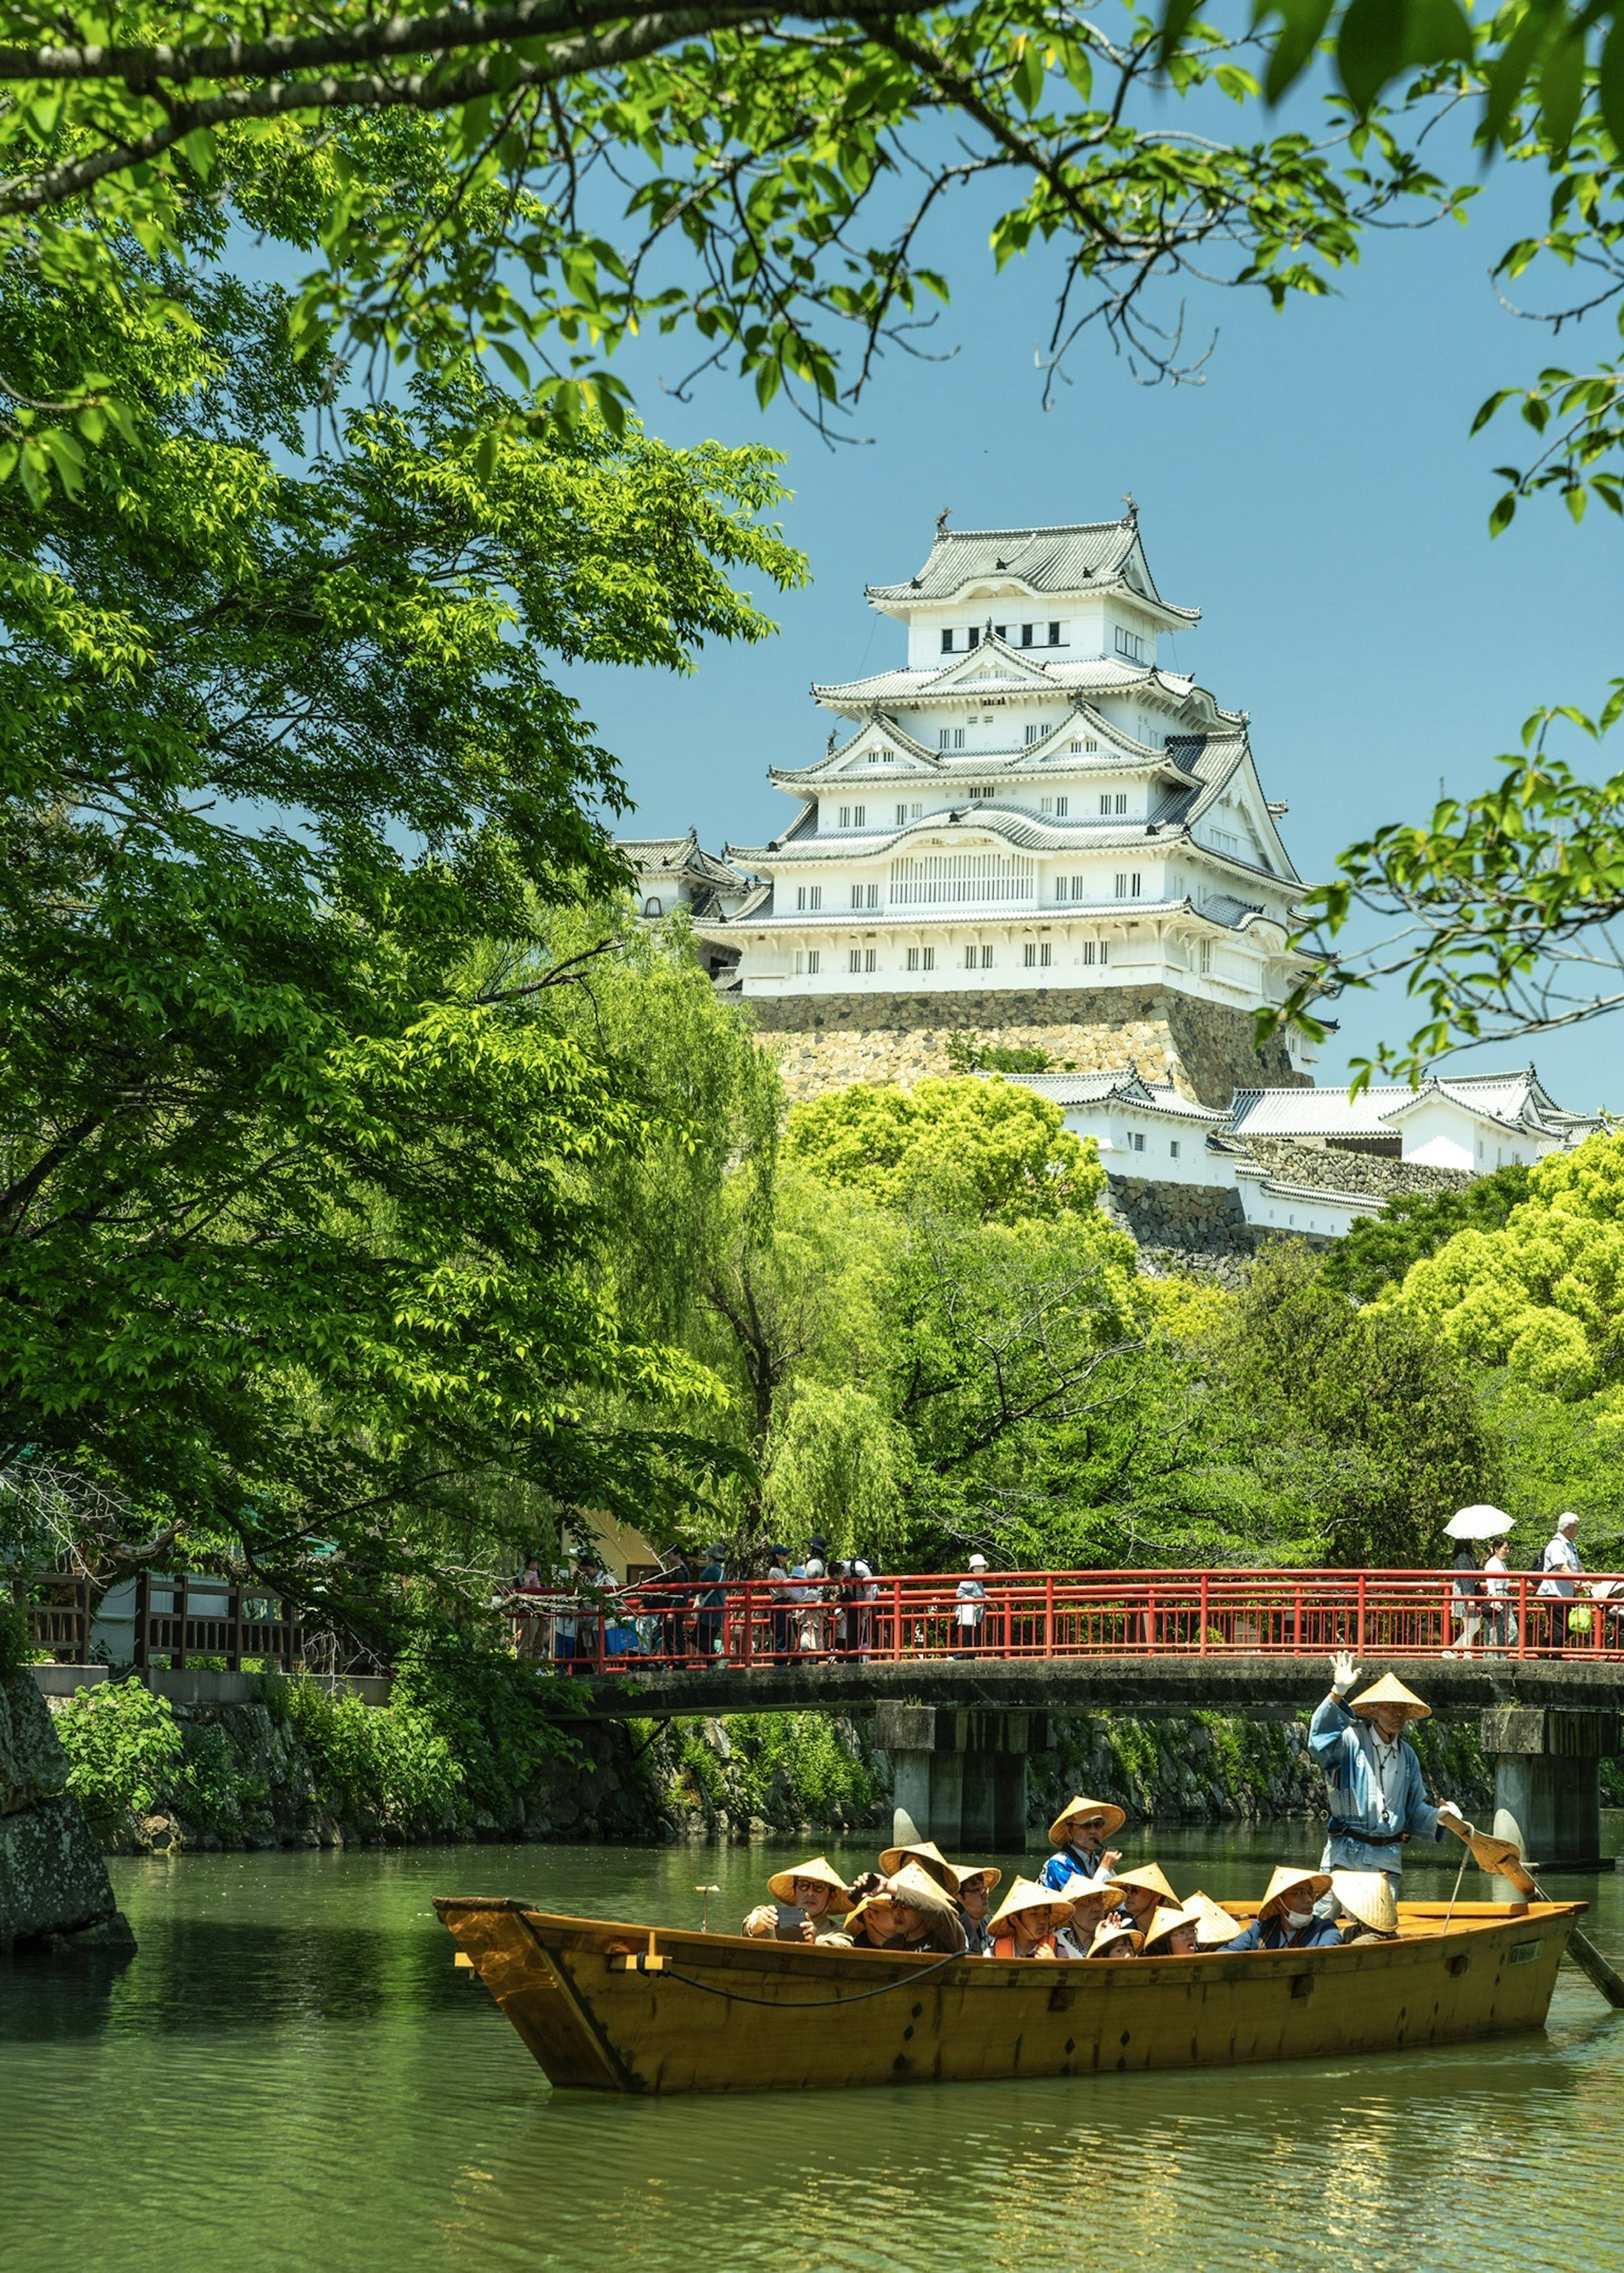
xmin=1199 ymin=1571 xmax=1209 ymax=1656
xmin=133 ymin=1570 xmax=148 ymax=1672
xmin=1357 ymin=1569 xmax=1366 ymax=1659
xmin=227 ymin=1582 xmax=241 ymax=1673
xmin=1045 ymin=1571 xmax=1055 ymax=1660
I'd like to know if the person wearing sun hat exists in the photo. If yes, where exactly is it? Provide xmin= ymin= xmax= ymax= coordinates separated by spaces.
xmin=741 ymin=1856 xmax=853 ymax=1943
xmin=1084 ymin=1919 xmax=1144 ymax=1960
xmin=1332 ymin=1870 xmax=1401 ymax=1944
xmin=984 ymin=1877 xmax=1075 ymax=1959
xmin=1218 ymin=1865 xmax=1341 ymax=1952
xmin=947 ymin=1861 xmax=1001 ymax=1954
xmin=1038 ymin=1794 xmax=1127 ymax=1897
xmin=1309 ymin=1652 xmax=1464 ymax=1900
xmin=1103 ymin=1861 xmax=1181 ymax=1935
xmin=1184 ymin=1891 xmax=1244 ymax=1950
xmin=1053 ymin=1879 xmax=1117 ymax=1959
xmin=833 ymin=1861 xmax=968 ymax=1955
xmin=1141 ymin=1904 xmax=1205 ymax=1958
xmin=875 ymin=1839 xmax=962 ymax=1895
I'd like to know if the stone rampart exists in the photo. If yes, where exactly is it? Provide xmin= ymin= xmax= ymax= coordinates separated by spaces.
xmin=748 ymin=984 xmax=1304 ymax=1109
xmin=1239 ymin=1138 xmax=1477 ymax=1199
xmin=1100 ymin=1174 xmax=1276 ymax=1286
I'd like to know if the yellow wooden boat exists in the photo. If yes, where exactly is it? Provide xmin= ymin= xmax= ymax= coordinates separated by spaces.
xmin=435 ymin=1893 xmax=1585 ymax=2096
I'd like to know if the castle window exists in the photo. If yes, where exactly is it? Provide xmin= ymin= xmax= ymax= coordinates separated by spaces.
xmin=940 ymin=727 xmax=966 ymax=751
xmin=907 ymin=944 xmax=938 ymax=975
xmin=839 ymin=806 xmax=850 ymax=828
xmin=1041 ymin=798 xmax=1052 ymax=814
xmin=1021 ymin=624 xmax=1034 ymax=647
xmin=897 ymin=803 xmax=908 ymax=824
xmin=794 ymin=949 xmax=821 ymax=976
xmin=808 ymin=950 xmax=819 ymax=974
xmin=796 ymin=885 xmax=822 ymax=912
xmin=994 ymin=625 xmax=1007 ymax=642
xmin=853 ymin=805 xmax=866 ymax=827
xmin=907 ymin=947 xmax=920 ymax=972
xmin=964 ymin=944 xmax=978 ymax=970
xmin=1055 ymin=797 xmax=1068 ymax=818
xmin=1114 ymin=626 xmax=1146 ymax=663
xmin=1199 ymin=938 xmax=1213 ymax=974
xmin=1130 ymin=1131 xmax=1146 ymax=1152
xmin=968 ymin=784 xmax=991 ymax=801
xmin=1048 ymin=622 xmax=1062 ymax=646
xmin=981 ymin=945 xmax=993 ymax=968
xmin=922 ymin=946 xmax=934 ymax=971
xmin=867 ymin=751 xmax=884 ymax=764
xmin=849 ymin=948 xmax=862 ymax=973
xmin=911 ymin=802 xmax=923 ymax=819
xmin=1071 ymin=738 xmax=1098 ymax=754
xmin=1025 ymin=724 xmax=1041 ymax=745
xmin=848 ymin=883 xmax=878 ymax=910
xmin=1023 ymin=942 xmax=1053 ymax=969
xmin=1079 ymin=938 xmax=1108 ymax=966
xmin=967 ymin=627 xmax=980 ymax=648
xmin=1115 ymin=873 xmax=1142 ymax=899
xmin=1169 ymin=1140 xmax=1181 ymax=1160
xmin=941 ymin=628 xmax=954 ymax=653
xmin=643 ymin=897 xmax=663 ymax=917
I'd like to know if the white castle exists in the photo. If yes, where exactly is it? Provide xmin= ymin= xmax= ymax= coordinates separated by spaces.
xmin=690 ymin=505 xmax=1317 ymax=1074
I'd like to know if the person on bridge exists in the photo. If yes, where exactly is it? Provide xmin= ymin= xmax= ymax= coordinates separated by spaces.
xmin=1104 ymin=1862 xmax=1180 ymax=1936
xmin=1039 ymin=1796 xmax=1126 ymax=1897
xmin=1218 ymin=1867 xmax=1341 ymax=1952
xmin=742 ymin=1857 xmax=853 ymax=1943
xmin=983 ymin=1879 xmax=1075 ymax=1959
xmin=1536 ymin=1511 xmax=1584 ymax=1654
xmin=1311 ymin=1655 xmax=1465 ymax=1897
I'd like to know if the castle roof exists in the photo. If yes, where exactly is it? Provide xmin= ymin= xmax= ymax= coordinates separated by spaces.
xmin=865 ymin=515 xmax=1199 ymax=625
xmin=616 ymin=829 xmax=745 ymax=890
xmin=810 ymin=651 xmax=1210 ymax=712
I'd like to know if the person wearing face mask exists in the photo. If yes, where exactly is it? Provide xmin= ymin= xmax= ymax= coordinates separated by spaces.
xmin=1219 ymin=1866 xmax=1342 ymax=1952
xmin=1310 ymin=1654 xmax=1464 ymax=1901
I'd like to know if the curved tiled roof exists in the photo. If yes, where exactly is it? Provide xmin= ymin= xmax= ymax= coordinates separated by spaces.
xmin=812 ymin=654 xmax=1206 ymax=707
xmin=864 ymin=516 xmax=1199 ymax=622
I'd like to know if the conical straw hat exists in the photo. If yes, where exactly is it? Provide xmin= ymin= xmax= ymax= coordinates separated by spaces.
xmin=1103 ymin=1862 xmax=1179 ymax=1907
xmin=1184 ymin=1889 xmax=1242 ymax=1948
xmin=885 ymin=1861 xmax=959 ymax=1917
xmin=1086 ymin=1921 xmax=1145 ymax=1959
xmin=947 ymin=1862 xmax=1002 ymax=1896
xmin=1141 ymin=1904 xmax=1204 ymax=1955
xmin=1063 ymin=1881 xmax=1116 ymax=1926
xmin=765 ymin=1855 xmax=853 ymax=1908
xmin=1257 ymin=1864 xmax=1333 ymax=1921
xmin=987 ymin=1876 xmax=1075 ymax=1936
xmin=1330 ymin=1870 xmax=1399 ymax=1936
xmin=877 ymin=1839 xmax=962 ymax=1892
xmin=1048 ymin=1793 xmax=1127 ymax=1846
xmin=1350 ymin=1672 xmax=1431 ymax=1722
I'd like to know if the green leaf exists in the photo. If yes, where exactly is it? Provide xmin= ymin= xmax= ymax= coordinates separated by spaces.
xmin=1599 ymin=10 xmax=1624 ymax=151
xmin=1538 ymin=20 xmax=1588 ymax=149
xmin=1336 ymin=0 xmax=1410 ymax=113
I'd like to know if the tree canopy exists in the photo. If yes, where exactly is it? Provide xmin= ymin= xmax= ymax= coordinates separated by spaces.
xmin=1319 ymin=1163 xmax=1534 ymax=1303
xmin=783 ymin=1074 xmax=1096 ymax=1222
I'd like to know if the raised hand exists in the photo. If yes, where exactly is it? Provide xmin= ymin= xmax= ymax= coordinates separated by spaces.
xmin=1330 ymin=1651 xmax=1361 ymax=1695
xmin=1100 ymin=1848 xmax=1123 ymax=1876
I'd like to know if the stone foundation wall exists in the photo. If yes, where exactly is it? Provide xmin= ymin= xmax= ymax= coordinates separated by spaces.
xmin=1100 ymin=1174 xmax=1278 ymax=1286
xmin=749 ymin=985 xmax=1305 ymax=1109
xmin=1241 ymin=1138 xmax=1477 ymax=1200
xmin=0 ymin=1671 xmax=132 ymax=1953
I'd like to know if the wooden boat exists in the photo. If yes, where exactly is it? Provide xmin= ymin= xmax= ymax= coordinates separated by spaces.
xmin=435 ymin=1893 xmax=1586 ymax=2096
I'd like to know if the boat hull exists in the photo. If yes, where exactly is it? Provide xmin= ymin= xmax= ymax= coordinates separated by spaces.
xmin=435 ymin=1896 xmax=1583 ymax=2097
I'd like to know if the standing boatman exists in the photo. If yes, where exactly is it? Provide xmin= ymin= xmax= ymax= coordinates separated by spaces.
xmin=1310 ymin=1653 xmax=1465 ymax=1900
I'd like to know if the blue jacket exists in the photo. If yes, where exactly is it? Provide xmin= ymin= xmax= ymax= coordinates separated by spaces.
xmin=1039 ymin=1846 xmax=1111 ymax=1896
xmin=1220 ymin=1914 xmax=1343 ymax=1953
xmin=1309 ymin=1694 xmax=1442 ymax=1874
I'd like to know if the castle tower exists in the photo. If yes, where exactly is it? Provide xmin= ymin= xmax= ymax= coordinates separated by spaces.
xmin=695 ymin=511 xmax=1315 ymax=1106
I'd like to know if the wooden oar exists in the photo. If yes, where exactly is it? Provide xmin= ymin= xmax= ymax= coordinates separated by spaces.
xmin=1440 ymin=1815 xmax=1624 ymax=2010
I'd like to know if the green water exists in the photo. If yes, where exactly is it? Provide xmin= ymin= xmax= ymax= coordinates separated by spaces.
xmin=5 ymin=1824 xmax=1624 ymax=2273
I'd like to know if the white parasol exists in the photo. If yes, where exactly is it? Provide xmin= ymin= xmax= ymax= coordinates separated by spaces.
xmin=1444 ymin=1504 xmax=1514 ymax=1541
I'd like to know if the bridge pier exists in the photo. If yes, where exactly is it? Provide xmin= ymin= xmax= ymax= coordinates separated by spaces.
xmin=875 ymin=1703 xmax=1047 ymax=1851
xmin=1481 ymin=1707 xmax=1621 ymax=1880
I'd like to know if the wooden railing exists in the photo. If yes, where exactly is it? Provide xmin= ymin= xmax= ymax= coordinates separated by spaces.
xmin=506 ymin=1566 xmax=1624 ymax=1674
xmin=23 ymin=1572 xmax=302 ymax=1671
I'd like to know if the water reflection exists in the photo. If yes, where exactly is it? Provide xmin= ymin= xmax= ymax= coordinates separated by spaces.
xmin=2 ymin=1828 xmax=1621 ymax=2273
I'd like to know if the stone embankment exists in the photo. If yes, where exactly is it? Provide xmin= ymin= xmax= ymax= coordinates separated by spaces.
xmin=1100 ymin=1174 xmax=1271 ymax=1287
xmin=0 ymin=1671 xmax=134 ymax=1954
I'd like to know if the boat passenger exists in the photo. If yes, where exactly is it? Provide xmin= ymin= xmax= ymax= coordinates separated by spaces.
xmin=984 ymin=1877 xmax=1075 ymax=1959
xmin=1332 ymin=1870 xmax=1400 ymax=1944
xmin=1085 ymin=1920 xmax=1144 ymax=1960
xmin=741 ymin=1856 xmax=853 ymax=1943
xmin=1219 ymin=1866 xmax=1341 ymax=1952
xmin=1103 ymin=1862 xmax=1180 ymax=1935
xmin=1141 ymin=1905 xmax=1204 ymax=1957
xmin=1184 ymin=1891 xmax=1244 ymax=1949
xmin=830 ymin=1863 xmax=968 ymax=1954
xmin=1039 ymin=1795 xmax=1126 ymax=1897
xmin=948 ymin=1863 xmax=1001 ymax=1955
xmin=837 ymin=1893 xmax=903 ymax=1949
xmin=1311 ymin=1653 xmax=1465 ymax=1899
xmin=877 ymin=1839 xmax=962 ymax=1895
xmin=1054 ymin=1883 xmax=1116 ymax=1958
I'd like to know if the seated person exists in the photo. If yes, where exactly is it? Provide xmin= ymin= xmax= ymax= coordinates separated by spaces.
xmin=1332 ymin=1869 xmax=1400 ymax=1944
xmin=1141 ymin=1904 xmax=1204 ymax=1957
xmin=984 ymin=1877 xmax=1076 ymax=1959
xmin=1054 ymin=1882 xmax=1116 ymax=1959
xmin=1184 ymin=1890 xmax=1245 ymax=1949
xmin=877 ymin=1839 xmax=963 ymax=1897
xmin=1085 ymin=1919 xmax=1144 ymax=1960
xmin=1104 ymin=1863 xmax=1181 ymax=1935
xmin=741 ymin=1856 xmax=853 ymax=1943
xmin=1221 ymin=1865 xmax=1343 ymax=1952
xmin=949 ymin=1862 xmax=1000 ymax=1955
xmin=832 ymin=1863 xmax=967 ymax=1955
xmin=1039 ymin=1796 xmax=1127 ymax=1895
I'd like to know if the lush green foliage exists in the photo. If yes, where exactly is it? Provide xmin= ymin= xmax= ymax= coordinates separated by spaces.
xmin=1385 ymin=1129 xmax=1624 ymax=1393
xmin=945 ymin=1032 xmax=1059 ymax=1075
xmin=272 ymin=1679 xmax=465 ymax=1829
xmin=0 ymin=183 xmax=802 ymax=1610
xmin=784 ymin=1075 xmax=1096 ymax=1223
xmin=56 ymin=1681 xmax=185 ymax=1818
xmin=1320 ymin=1163 xmax=1534 ymax=1302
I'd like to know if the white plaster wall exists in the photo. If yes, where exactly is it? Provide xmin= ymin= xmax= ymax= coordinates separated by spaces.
xmin=1065 ymin=1107 xmax=1230 ymax=1185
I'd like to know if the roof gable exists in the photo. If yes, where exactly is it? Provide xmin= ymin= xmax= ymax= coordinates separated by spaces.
xmin=865 ymin=513 xmax=1199 ymax=623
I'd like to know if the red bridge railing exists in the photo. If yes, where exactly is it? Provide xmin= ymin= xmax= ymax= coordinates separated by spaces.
xmin=505 ymin=1567 xmax=1624 ymax=1675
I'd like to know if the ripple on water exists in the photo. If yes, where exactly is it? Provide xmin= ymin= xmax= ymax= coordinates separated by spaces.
xmin=2 ymin=1835 xmax=1622 ymax=2273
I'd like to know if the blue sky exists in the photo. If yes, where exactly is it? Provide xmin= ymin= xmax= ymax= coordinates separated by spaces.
xmin=559 ymin=129 xmax=1623 ymax=1106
